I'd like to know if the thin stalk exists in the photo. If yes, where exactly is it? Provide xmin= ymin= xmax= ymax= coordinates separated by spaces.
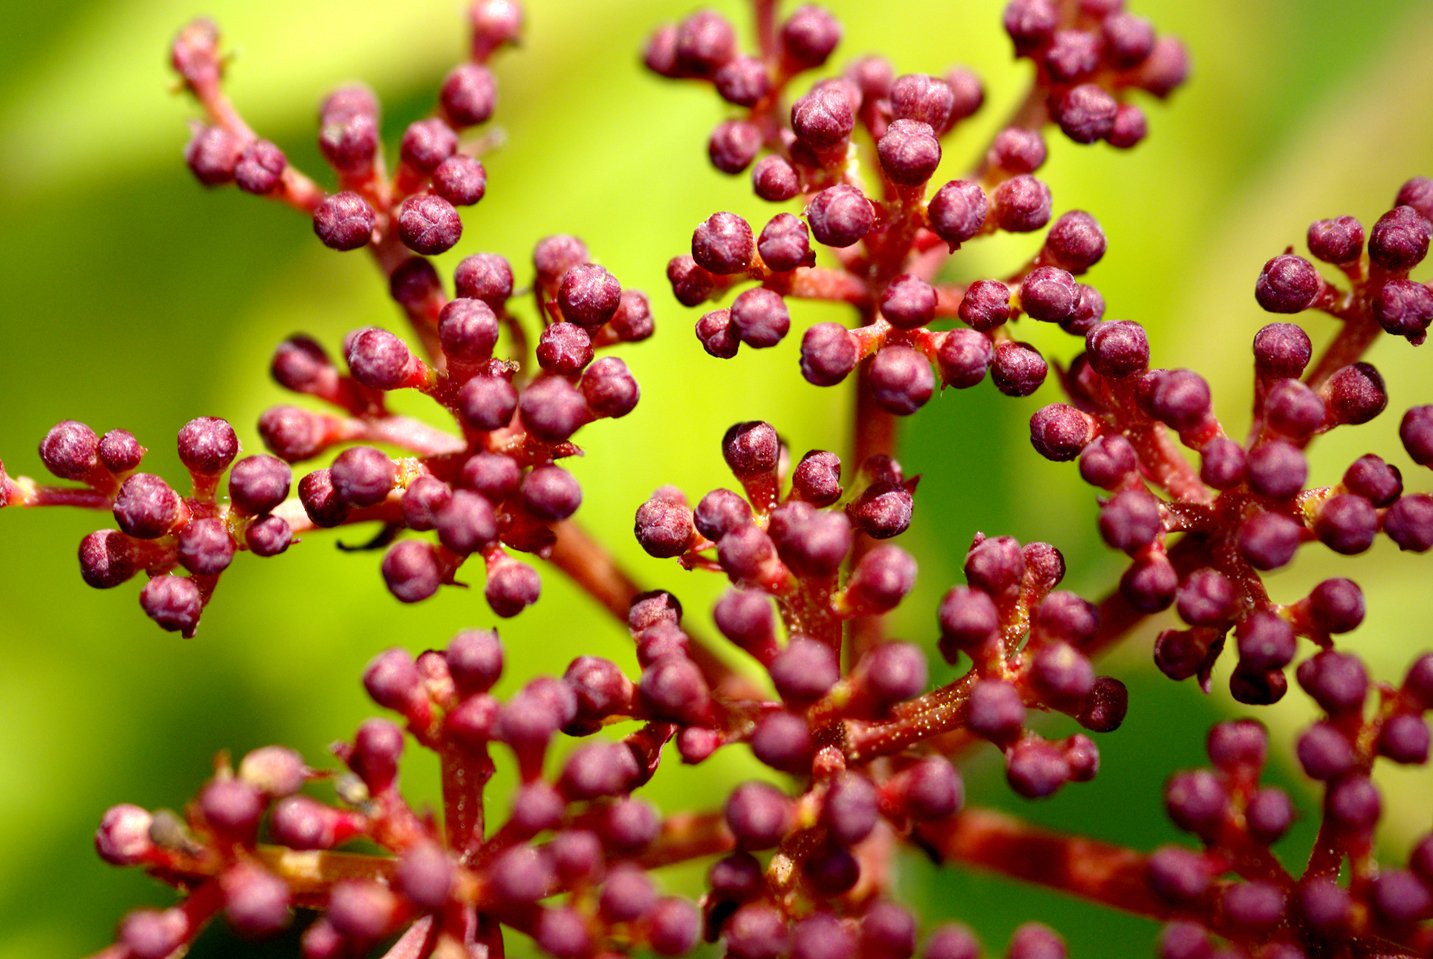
xmin=442 ymin=745 xmax=495 ymax=864
xmin=843 ymin=672 xmax=979 ymax=762
xmin=637 ymin=810 xmax=734 ymax=870
xmin=547 ymin=520 xmax=763 ymax=701
xmin=968 ymin=83 xmax=1050 ymax=181
xmin=1305 ymin=311 xmax=1383 ymax=393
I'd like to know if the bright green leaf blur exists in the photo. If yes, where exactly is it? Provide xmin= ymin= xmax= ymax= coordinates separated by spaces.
xmin=1 ymin=1 xmax=1431 ymax=956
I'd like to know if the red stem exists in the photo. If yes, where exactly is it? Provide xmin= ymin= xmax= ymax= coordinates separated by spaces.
xmin=377 ymin=917 xmax=439 ymax=959
xmin=1305 ymin=311 xmax=1382 ymax=392
xmin=752 ymin=0 xmax=778 ymax=62
xmin=360 ymin=415 xmax=466 ymax=458
xmin=636 ymin=810 xmax=734 ymax=870
xmin=442 ymin=745 xmax=494 ymax=864
xmin=843 ymin=672 xmax=978 ymax=762
xmin=845 ymin=362 xmax=897 ymax=666
xmin=781 ymin=267 xmax=872 ymax=306
xmin=920 ymin=807 xmax=1423 ymax=957
xmin=916 ymin=807 xmax=1169 ymax=920
xmin=969 ymin=83 xmax=1050 ymax=181
xmin=370 ymin=233 xmax=447 ymax=365
xmin=546 ymin=520 xmax=762 ymax=700
xmin=10 ymin=482 xmax=113 ymax=510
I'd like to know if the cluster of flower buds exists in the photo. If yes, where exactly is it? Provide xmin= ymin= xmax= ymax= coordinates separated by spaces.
xmin=1148 ymin=700 xmax=1433 ymax=958
xmin=1256 ymin=178 xmax=1433 ymax=345
xmin=1026 ymin=179 xmax=1433 ymax=704
xmin=644 ymin=4 xmax=878 ymax=176
xmin=1001 ymin=0 xmax=1189 ymax=148
xmin=29 ymin=0 xmax=1433 ymax=956
xmin=91 ymin=606 xmax=1097 ymax=959
xmin=267 ymin=231 xmax=648 ymax=619
xmin=650 ymin=1 xmax=1185 ymax=422
xmin=174 ymin=0 xmax=518 ymax=258
xmin=0 ymin=415 xmax=295 ymax=635
xmin=634 ymin=420 xmax=917 ymax=629
xmin=3 ymin=248 xmax=648 ymax=635
xmin=0 ymin=2 xmax=656 ymax=633
xmin=672 ymin=195 xmax=1112 ymax=416
xmin=94 ymin=628 xmax=708 ymax=959
xmin=619 ymin=420 xmax=1130 ymax=954
xmin=932 ymin=533 xmax=1129 ymax=799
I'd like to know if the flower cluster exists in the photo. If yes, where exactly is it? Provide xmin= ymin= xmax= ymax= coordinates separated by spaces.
xmin=653 ymin=0 xmax=1186 ymax=418
xmin=95 ymin=627 xmax=706 ymax=959
xmin=3 ymin=2 xmax=1431 ymax=959
xmin=2 ymin=3 xmax=652 ymax=632
xmin=1029 ymin=187 xmax=1433 ymax=702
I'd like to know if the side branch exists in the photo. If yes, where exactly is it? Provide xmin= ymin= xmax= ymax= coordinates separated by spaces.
xmin=637 ymin=810 xmax=734 ymax=870
xmin=916 ymin=807 xmax=1163 ymax=920
xmin=1085 ymin=532 xmax=1211 ymax=658
xmin=548 ymin=520 xmax=762 ymax=700
xmin=916 ymin=809 xmax=1422 ymax=958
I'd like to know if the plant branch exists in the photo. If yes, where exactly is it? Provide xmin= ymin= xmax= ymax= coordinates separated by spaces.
xmin=846 ymin=362 xmax=897 ymax=665
xmin=916 ymin=807 xmax=1166 ymax=920
xmin=547 ymin=520 xmax=762 ymax=700
xmin=637 ymin=810 xmax=734 ymax=870
xmin=442 ymin=744 xmax=495 ymax=864
xmin=1305 ymin=311 xmax=1383 ymax=393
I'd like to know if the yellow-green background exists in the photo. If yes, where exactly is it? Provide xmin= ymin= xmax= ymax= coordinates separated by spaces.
xmin=1 ymin=0 xmax=1431 ymax=955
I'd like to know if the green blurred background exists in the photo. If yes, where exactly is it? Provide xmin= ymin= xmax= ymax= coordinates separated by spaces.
xmin=2 ymin=0 xmax=1432 ymax=955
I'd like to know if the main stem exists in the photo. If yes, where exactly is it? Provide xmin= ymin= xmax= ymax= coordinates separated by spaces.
xmin=847 ymin=363 xmax=897 ymax=665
